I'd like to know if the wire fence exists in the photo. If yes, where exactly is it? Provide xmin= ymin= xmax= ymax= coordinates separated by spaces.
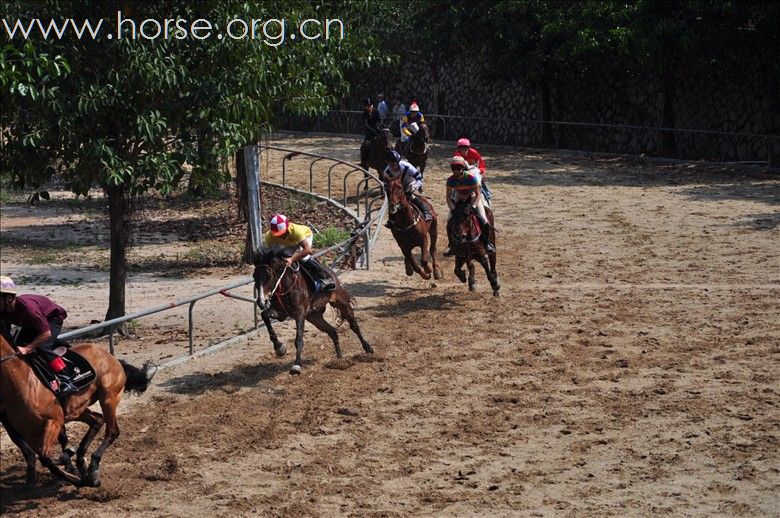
xmin=283 ymin=110 xmax=779 ymax=165
xmin=54 ymin=145 xmax=386 ymax=364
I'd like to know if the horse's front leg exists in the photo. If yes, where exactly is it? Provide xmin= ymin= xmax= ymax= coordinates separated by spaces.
xmin=454 ymin=255 xmax=467 ymax=283
xmin=403 ymin=247 xmax=431 ymax=280
xmin=467 ymin=259 xmax=477 ymax=291
xmin=290 ymin=313 xmax=307 ymax=375
xmin=485 ymin=252 xmax=500 ymax=296
xmin=261 ymin=308 xmax=286 ymax=357
xmin=428 ymin=217 xmax=443 ymax=280
xmin=420 ymin=231 xmax=433 ymax=276
xmin=0 ymin=411 xmax=37 ymax=485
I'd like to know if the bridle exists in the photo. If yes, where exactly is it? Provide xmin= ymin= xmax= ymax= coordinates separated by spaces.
xmin=256 ymin=260 xmax=299 ymax=310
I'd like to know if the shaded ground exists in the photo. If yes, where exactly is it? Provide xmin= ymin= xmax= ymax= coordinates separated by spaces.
xmin=1 ymin=133 xmax=778 ymax=516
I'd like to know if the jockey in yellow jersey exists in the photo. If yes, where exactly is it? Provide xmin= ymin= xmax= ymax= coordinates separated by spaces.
xmin=263 ymin=214 xmax=336 ymax=292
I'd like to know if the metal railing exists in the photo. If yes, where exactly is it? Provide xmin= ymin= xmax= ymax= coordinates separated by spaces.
xmin=55 ymin=146 xmax=387 ymax=360
xmin=284 ymin=109 xmax=779 ymax=165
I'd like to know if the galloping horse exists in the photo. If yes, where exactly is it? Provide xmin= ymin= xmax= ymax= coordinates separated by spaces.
xmin=0 ymin=332 xmax=155 ymax=487
xmin=385 ymin=178 xmax=442 ymax=280
xmin=448 ymin=201 xmax=500 ymax=296
xmin=364 ymin=128 xmax=395 ymax=176
xmin=253 ymin=247 xmax=374 ymax=374
xmin=396 ymin=123 xmax=431 ymax=185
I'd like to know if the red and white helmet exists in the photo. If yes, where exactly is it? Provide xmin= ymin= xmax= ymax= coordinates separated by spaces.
xmin=269 ymin=214 xmax=289 ymax=237
xmin=409 ymin=102 xmax=419 ymax=112
xmin=457 ymin=137 xmax=471 ymax=147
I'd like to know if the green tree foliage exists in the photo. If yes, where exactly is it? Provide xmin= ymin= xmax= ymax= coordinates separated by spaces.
xmin=2 ymin=0 xmax=387 ymax=322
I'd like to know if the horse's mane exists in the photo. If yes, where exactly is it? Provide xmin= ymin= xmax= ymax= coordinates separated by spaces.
xmin=255 ymin=245 xmax=294 ymax=265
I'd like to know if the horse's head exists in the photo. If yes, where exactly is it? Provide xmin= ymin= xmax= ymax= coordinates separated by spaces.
xmin=386 ymin=178 xmax=407 ymax=215
xmin=417 ymin=123 xmax=431 ymax=142
xmin=377 ymin=128 xmax=394 ymax=149
xmin=253 ymin=245 xmax=293 ymax=294
xmin=450 ymin=201 xmax=478 ymax=245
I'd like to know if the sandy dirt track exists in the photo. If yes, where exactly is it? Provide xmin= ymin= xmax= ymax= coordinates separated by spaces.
xmin=1 ymin=133 xmax=778 ymax=516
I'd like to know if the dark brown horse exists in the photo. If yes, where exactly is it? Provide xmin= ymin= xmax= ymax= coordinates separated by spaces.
xmin=0 ymin=332 xmax=155 ymax=487
xmin=448 ymin=201 xmax=500 ymax=296
xmin=385 ymin=179 xmax=442 ymax=280
xmin=253 ymin=247 xmax=373 ymax=374
xmin=396 ymin=123 xmax=431 ymax=185
xmin=363 ymin=128 xmax=395 ymax=176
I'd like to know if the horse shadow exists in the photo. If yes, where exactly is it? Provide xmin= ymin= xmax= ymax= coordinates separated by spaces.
xmin=366 ymin=293 xmax=457 ymax=318
xmin=0 ymin=470 xmax=84 ymax=513
xmin=159 ymin=359 xmax=309 ymax=396
xmin=347 ymin=280 xmax=394 ymax=298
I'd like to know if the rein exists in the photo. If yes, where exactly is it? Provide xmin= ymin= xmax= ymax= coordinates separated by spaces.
xmin=0 ymin=351 xmax=20 ymax=363
xmin=258 ymin=263 xmax=293 ymax=309
xmin=388 ymin=194 xmax=422 ymax=231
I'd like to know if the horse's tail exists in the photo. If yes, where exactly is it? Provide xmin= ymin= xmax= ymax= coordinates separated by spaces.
xmin=119 ymin=360 xmax=157 ymax=395
xmin=332 ymin=287 xmax=358 ymax=327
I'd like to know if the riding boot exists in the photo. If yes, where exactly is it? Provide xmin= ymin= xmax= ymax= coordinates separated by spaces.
xmin=55 ymin=374 xmax=79 ymax=397
xmin=303 ymin=259 xmax=336 ymax=292
xmin=480 ymin=220 xmax=496 ymax=253
xmin=411 ymin=196 xmax=432 ymax=221
xmin=359 ymin=143 xmax=369 ymax=169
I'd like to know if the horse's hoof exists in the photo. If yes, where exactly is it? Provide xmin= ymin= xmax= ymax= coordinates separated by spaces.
xmin=455 ymin=271 xmax=466 ymax=283
xmin=364 ymin=345 xmax=374 ymax=354
xmin=86 ymin=470 xmax=100 ymax=487
xmin=274 ymin=345 xmax=286 ymax=357
xmin=434 ymin=271 xmax=443 ymax=280
xmin=468 ymin=285 xmax=476 ymax=291
xmin=289 ymin=365 xmax=302 ymax=375
xmin=420 ymin=272 xmax=431 ymax=280
xmin=493 ymin=290 xmax=500 ymax=297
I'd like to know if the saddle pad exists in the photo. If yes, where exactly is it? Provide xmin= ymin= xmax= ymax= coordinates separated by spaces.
xmin=26 ymin=348 xmax=96 ymax=396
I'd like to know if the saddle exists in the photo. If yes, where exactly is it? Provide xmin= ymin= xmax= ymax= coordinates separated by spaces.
xmin=24 ymin=342 xmax=96 ymax=398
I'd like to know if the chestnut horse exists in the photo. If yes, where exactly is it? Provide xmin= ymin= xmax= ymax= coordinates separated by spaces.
xmin=253 ymin=247 xmax=373 ymax=374
xmin=396 ymin=123 xmax=431 ymax=187
xmin=448 ymin=201 xmax=500 ymax=296
xmin=385 ymin=178 xmax=442 ymax=280
xmin=0 ymin=332 xmax=155 ymax=487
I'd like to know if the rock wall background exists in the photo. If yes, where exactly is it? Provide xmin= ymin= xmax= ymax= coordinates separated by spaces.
xmin=286 ymin=54 xmax=778 ymax=163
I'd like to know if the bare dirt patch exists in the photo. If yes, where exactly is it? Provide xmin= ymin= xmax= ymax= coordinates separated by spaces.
xmin=1 ymin=133 xmax=778 ymax=516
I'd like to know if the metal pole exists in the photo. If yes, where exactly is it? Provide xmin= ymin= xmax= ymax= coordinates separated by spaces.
xmin=108 ymin=330 xmax=114 ymax=355
xmin=244 ymin=145 xmax=263 ymax=253
xmin=188 ymin=301 xmax=195 ymax=355
xmin=253 ymin=285 xmax=259 ymax=329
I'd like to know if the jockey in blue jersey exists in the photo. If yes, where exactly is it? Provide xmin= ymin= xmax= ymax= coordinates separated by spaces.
xmin=382 ymin=150 xmax=432 ymax=225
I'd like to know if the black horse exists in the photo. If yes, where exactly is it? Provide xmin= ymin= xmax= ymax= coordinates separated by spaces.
xmin=396 ymin=123 xmax=431 ymax=186
xmin=253 ymin=246 xmax=374 ymax=374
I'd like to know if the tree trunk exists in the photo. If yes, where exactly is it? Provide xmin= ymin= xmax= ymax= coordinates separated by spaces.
xmin=540 ymin=80 xmax=553 ymax=147
xmin=659 ymin=73 xmax=676 ymax=156
xmin=105 ymin=184 xmax=131 ymax=333
xmin=236 ymin=149 xmax=255 ymax=264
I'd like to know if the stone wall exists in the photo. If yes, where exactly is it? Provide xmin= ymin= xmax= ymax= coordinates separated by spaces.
xmin=295 ymin=54 xmax=778 ymax=163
